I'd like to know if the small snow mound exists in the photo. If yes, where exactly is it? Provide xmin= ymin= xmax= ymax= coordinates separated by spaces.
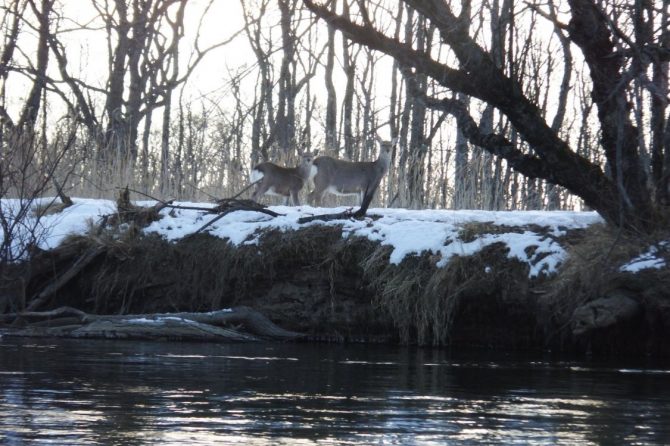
xmin=620 ymin=242 xmax=669 ymax=273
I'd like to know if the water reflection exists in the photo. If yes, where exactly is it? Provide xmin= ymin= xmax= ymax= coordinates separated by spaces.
xmin=0 ymin=337 xmax=669 ymax=445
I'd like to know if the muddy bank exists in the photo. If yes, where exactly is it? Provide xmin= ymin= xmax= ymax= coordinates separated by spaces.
xmin=3 ymin=220 xmax=669 ymax=358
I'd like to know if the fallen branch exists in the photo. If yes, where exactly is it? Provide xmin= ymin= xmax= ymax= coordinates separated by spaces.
xmin=194 ymin=199 xmax=282 ymax=234
xmin=4 ymin=305 xmax=304 ymax=342
xmin=296 ymin=208 xmax=385 ymax=224
xmin=229 ymin=179 xmax=261 ymax=200
xmin=298 ymin=210 xmax=358 ymax=223
xmin=52 ymin=176 xmax=73 ymax=208
xmin=26 ymin=245 xmax=106 ymax=311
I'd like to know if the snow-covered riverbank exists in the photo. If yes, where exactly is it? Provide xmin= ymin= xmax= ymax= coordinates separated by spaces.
xmin=3 ymin=197 xmax=605 ymax=278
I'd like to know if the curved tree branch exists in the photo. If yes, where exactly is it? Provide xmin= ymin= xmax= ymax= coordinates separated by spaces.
xmin=303 ymin=0 xmax=656 ymax=230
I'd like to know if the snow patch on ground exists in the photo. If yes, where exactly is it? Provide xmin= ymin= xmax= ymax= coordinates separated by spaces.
xmin=620 ymin=242 xmax=669 ymax=273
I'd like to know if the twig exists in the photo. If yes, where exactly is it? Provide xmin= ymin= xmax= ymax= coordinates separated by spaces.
xmin=194 ymin=208 xmax=243 ymax=234
xmin=117 ymin=187 xmax=173 ymax=206
xmin=52 ymin=176 xmax=73 ymax=207
xmin=187 ymin=182 xmax=218 ymax=201
xmin=231 ymin=179 xmax=261 ymax=200
xmin=298 ymin=209 xmax=357 ymax=223
xmin=194 ymin=203 xmax=281 ymax=234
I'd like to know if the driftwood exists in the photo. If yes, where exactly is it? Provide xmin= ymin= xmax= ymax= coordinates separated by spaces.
xmin=4 ymin=305 xmax=304 ymax=342
xmin=106 ymin=188 xmax=282 ymax=234
xmin=571 ymin=291 xmax=641 ymax=336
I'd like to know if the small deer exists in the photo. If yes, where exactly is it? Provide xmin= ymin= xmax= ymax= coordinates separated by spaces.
xmin=250 ymin=152 xmax=317 ymax=206
xmin=309 ymin=136 xmax=396 ymax=208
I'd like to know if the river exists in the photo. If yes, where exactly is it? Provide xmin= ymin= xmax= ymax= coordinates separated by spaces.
xmin=0 ymin=336 xmax=669 ymax=445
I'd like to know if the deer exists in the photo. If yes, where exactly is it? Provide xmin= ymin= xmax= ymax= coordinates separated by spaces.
xmin=250 ymin=151 xmax=317 ymax=206
xmin=308 ymin=136 xmax=396 ymax=211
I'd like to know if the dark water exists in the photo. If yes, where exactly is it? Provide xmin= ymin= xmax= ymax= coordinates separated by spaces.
xmin=1 ymin=337 xmax=669 ymax=445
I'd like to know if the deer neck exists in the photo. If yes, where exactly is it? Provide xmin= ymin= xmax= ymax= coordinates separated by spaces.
xmin=296 ymin=163 xmax=311 ymax=180
xmin=377 ymin=151 xmax=392 ymax=172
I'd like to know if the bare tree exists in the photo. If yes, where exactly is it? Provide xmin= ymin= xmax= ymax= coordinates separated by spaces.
xmin=304 ymin=0 xmax=668 ymax=231
xmin=324 ymin=0 xmax=337 ymax=152
xmin=0 ymin=0 xmax=52 ymax=141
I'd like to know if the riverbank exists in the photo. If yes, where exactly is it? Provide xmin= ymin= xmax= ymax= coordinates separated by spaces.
xmin=1 ymin=197 xmax=669 ymax=357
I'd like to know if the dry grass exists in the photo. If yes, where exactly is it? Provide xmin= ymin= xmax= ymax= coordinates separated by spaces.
xmin=361 ymin=240 xmax=530 ymax=345
xmin=539 ymin=223 xmax=670 ymax=333
xmin=57 ymin=223 xmax=346 ymax=315
xmin=36 ymin=217 xmax=540 ymax=345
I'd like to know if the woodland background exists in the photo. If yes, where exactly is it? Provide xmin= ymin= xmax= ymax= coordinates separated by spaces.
xmin=1 ymin=0 xmax=669 ymax=229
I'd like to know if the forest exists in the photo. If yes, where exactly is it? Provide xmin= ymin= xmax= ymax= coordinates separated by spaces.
xmin=0 ymin=0 xmax=667 ymax=232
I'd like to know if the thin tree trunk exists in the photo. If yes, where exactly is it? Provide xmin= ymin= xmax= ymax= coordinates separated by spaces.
xmin=324 ymin=0 xmax=337 ymax=153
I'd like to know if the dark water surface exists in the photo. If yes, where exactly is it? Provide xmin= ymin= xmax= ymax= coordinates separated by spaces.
xmin=0 ymin=336 xmax=669 ymax=445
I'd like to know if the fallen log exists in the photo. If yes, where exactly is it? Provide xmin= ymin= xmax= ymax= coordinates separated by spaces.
xmin=297 ymin=210 xmax=383 ymax=224
xmin=70 ymin=318 xmax=260 ymax=342
xmin=571 ymin=291 xmax=641 ymax=336
xmin=3 ymin=305 xmax=304 ymax=342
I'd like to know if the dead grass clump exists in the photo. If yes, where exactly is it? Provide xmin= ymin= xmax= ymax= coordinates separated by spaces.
xmin=363 ymin=241 xmax=530 ymax=345
xmin=252 ymin=225 xmax=343 ymax=279
xmin=458 ymin=221 xmax=499 ymax=242
xmin=539 ymin=223 xmax=668 ymax=331
xmin=70 ymin=225 xmax=347 ymax=315
xmin=457 ymin=221 xmax=561 ymax=244
xmin=365 ymin=253 xmax=434 ymax=343
xmin=106 ymin=187 xmax=167 ymax=228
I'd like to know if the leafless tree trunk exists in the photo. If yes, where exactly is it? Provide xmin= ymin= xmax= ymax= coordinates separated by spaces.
xmin=324 ymin=0 xmax=337 ymax=153
xmin=649 ymin=2 xmax=669 ymax=204
xmin=276 ymin=0 xmax=297 ymax=153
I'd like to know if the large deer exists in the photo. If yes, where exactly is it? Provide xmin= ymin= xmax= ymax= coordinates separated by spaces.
xmin=309 ymin=136 xmax=396 ymax=209
xmin=250 ymin=152 xmax=316 ymax=206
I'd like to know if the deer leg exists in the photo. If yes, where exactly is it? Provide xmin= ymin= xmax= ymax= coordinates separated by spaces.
xmin=308 ymin=189 xmax=316 ymax=206
xmin=291 ymin=189 xmax=300 ymax=206
xmin=354 ymin=181 xmax=379 ymax=217
xmin=252 ymin=182 xmax=269 ymax=203
xmin=309 ymin=188 xmax=325 ymax=207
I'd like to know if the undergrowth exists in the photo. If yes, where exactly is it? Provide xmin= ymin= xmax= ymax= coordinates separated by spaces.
xmin=539 ymin=223 xmax=670 ymax=341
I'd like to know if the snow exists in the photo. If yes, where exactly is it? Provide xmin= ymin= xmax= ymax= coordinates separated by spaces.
xmin=1 ymin=197 xmax=606 ymax=277
xmin=620 ymin=242 xmax=669 ymax=273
